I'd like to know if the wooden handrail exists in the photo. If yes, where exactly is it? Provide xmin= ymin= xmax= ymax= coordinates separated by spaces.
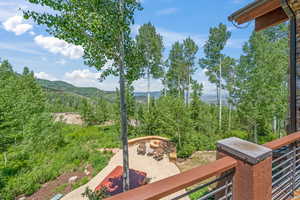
xmin=264 ymin=131 xmax=300 ymax=150
xmin=105 ymin=156 xmax=237 ymax=200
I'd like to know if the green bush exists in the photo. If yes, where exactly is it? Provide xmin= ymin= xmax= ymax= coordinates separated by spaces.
xmin=189 ymin=188 xmax=213 ymax=200
xmin=72 ymin=177 xmax=89 ymax=190
xmin=0 ymin=125 xmax=116 ymax=199
xmin=177 ymin=144 xmax=195 ymax=158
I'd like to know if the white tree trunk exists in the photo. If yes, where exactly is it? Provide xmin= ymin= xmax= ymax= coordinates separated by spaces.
xmin=186 ymin=67 xmax=190 ymax=107
xmin=254 ymin=125 xmax=258 ymax=143
xmin=163 ymin=73 xmax=167 ymax=96
xmin=147 ymin=68 xmax=150 ymax=111
xmin=273 ymin=116 xmax=278 ymax=135
xmin=228 ymin=103 xmax=232 ymax=131
xmin=178 ymin=76 xmax=181 ymax=97
xmin=219 ymin=58 xmax=222 ymax=131
xmin=119 ymin=0 xmax=130 ymax=192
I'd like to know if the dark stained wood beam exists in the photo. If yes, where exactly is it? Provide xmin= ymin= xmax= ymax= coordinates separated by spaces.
xmin=255 ymin=7 xmax=289 ymax=32
xmin=236 ymin=0 xmax=281 ymax=25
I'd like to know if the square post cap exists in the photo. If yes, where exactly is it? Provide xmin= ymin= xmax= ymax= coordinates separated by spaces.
xmin=217 ymin=137 xmax=272 ymax=165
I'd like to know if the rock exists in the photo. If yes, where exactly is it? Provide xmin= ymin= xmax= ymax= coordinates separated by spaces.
xmin=84 ymin=168 xmax=90 ymax=176
xmin=68 ymin=176 xmax=78 ymax=183
xmin=97 ymin=148 xmax=119 ymax=154
xmin=169 ymin=152 xmax=177 ymax=161
xmin=53 ymin=113 xmax=83 ymax=125
xmin=18 ymin=197 xmax=26 ymax=200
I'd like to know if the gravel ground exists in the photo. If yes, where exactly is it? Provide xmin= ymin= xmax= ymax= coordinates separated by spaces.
xmin=176 ymin=151 xmax=216 ymax=172
xmin=62 ymin=144 xmax=189 ymax=200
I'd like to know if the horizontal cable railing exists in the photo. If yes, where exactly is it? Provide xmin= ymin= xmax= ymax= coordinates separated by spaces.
xmin=265 ymin=132 xmax=300 ymax=200
xmin=170 ymin=170 xmax=234 ymax=200
xmin=105 ymin=156 xmax=237 ymax=200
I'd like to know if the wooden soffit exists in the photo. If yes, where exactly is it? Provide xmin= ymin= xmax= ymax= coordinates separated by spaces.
xmin=229 ymin=0 xmax=289 ymax=31
xmin=255 ymin=7 xmax=288 ymax=31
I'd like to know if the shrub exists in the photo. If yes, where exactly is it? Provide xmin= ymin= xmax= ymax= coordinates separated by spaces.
xmin=82 ymin=187 xmax=110 ymax=200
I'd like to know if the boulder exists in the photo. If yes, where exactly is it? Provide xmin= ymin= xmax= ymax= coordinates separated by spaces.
xmin=68 ymin=176 xmax=78 ymax=183
xmin=84 ymin=168 xmax=90 ymax=176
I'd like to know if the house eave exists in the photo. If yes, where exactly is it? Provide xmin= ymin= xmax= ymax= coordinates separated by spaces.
xmin=228 ymin=0 xmax=271 ymax=22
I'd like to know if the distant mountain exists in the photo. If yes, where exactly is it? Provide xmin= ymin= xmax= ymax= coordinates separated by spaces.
xmin=201 ymin=94 xmax=218 ymax=104
xmin=37 ymin=79 xmax=223 ymax=104
xmin=37 ymin=79 xmax=159 ymax=102
xmin=134 ymin=91 xmax=161 ymax=102
xmin=37 ymin=79 xmax=116 ymax=101
xmin=135 ymin=92 xmax=223 ymax=104
xmin=134 ymin=91 xmax=161 ymax=98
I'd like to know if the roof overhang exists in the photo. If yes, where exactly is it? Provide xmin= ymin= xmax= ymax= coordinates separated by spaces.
xmin=228 ymin=0 xmax=289 ymax=31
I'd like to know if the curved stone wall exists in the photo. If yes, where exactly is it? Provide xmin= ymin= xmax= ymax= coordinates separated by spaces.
xmin=128 ymin=136 xmax=170 ymax=146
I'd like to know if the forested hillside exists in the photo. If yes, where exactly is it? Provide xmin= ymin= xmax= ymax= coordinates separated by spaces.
xmin=0 ymin=2 xmax=289 ymax=197
xmin=0 ymin=60 xmax=119 ymax=199
xmin=38 ymin=78 xmax=223 ymax=105
xmin=37 ymin=78 xmax=165 ymax=104
xmin=37 ymin=79 xmax=116 ymax=101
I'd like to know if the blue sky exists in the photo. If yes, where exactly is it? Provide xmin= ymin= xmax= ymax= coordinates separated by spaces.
xmin=0 ymin=0 xmax=253 ymax=93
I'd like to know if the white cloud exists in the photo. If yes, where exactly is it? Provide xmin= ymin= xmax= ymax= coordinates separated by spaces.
xmin=158 ymin=27 xmax=206 ymax=47
xmin=0 ymin=42 xmax=44 ymax=55
xmin=56 ymin=59 xmax=67 ymax=65
xmin=202 ymin=80 xmax=216 ymax=95
xmin=63 ymin=60 xmax=114 ymax=88
xmin=35 ymin=72 xmax=58 ymax=81
xmin=0 ymin=1 xmax=53 ymax=22
xmin=63 ymin=69 xmax=118 ymax=90
xmin=226 ymin=38 xmax=246 ymax=49
xmin=62 ymin=64 xmax=163 ymax=92
xmin=156 ymin=8 xmax=178 ymax=16
xmin=0 ymin=9 xmax=16 ymax=21
xmin=232 ymin=0 xmax=245 ymax=4
xmin=133 ymin=78 xmax=163 ymax=92
xmin=2 ymin=16 xmax=33 ymax=35
xmin=35 ymin=68 xmax=214 ymax=93
xmin=0 ymin=2 xmax=21 ymax=7
xmin=192 ymin=69 xmax=216 ymax=96
xmin=65 ymin=69 xmax=100 ymax=80
xmin=132 ymin=25 xmax=245 ymax=49
xmin=0 ymin=2 xmax=23 ymax=21
xmin=132 ymin=25 xmax=206 ymax=48
xmin=29 ymin=31 xmax=36 ymax=36
xmin=34 ymin=35 xmax=84 ymax=59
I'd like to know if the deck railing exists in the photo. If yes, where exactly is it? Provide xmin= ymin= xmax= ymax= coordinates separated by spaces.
xmin=265 ymin=132 xmax=300 ymax=200
xmin=105 ymin=132 xmax=300 ymax=200
xmin=170 ymin=169 xmax=234 ymax=200
xmin=105 ymin=156 xmax=237 ymax=200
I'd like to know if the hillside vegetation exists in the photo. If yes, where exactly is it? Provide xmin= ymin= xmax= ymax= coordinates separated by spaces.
xmin=0 ymin=18 xmax=289 ymax=200
xmin=0 ymin=62 xmax=119 ymax=199
xmin=37 ymin=79 xmax=116 ymax=101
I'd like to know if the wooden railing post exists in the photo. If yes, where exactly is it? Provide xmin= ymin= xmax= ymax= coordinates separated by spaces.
xmin=217 ymin=137 xmax=273 ymax=200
